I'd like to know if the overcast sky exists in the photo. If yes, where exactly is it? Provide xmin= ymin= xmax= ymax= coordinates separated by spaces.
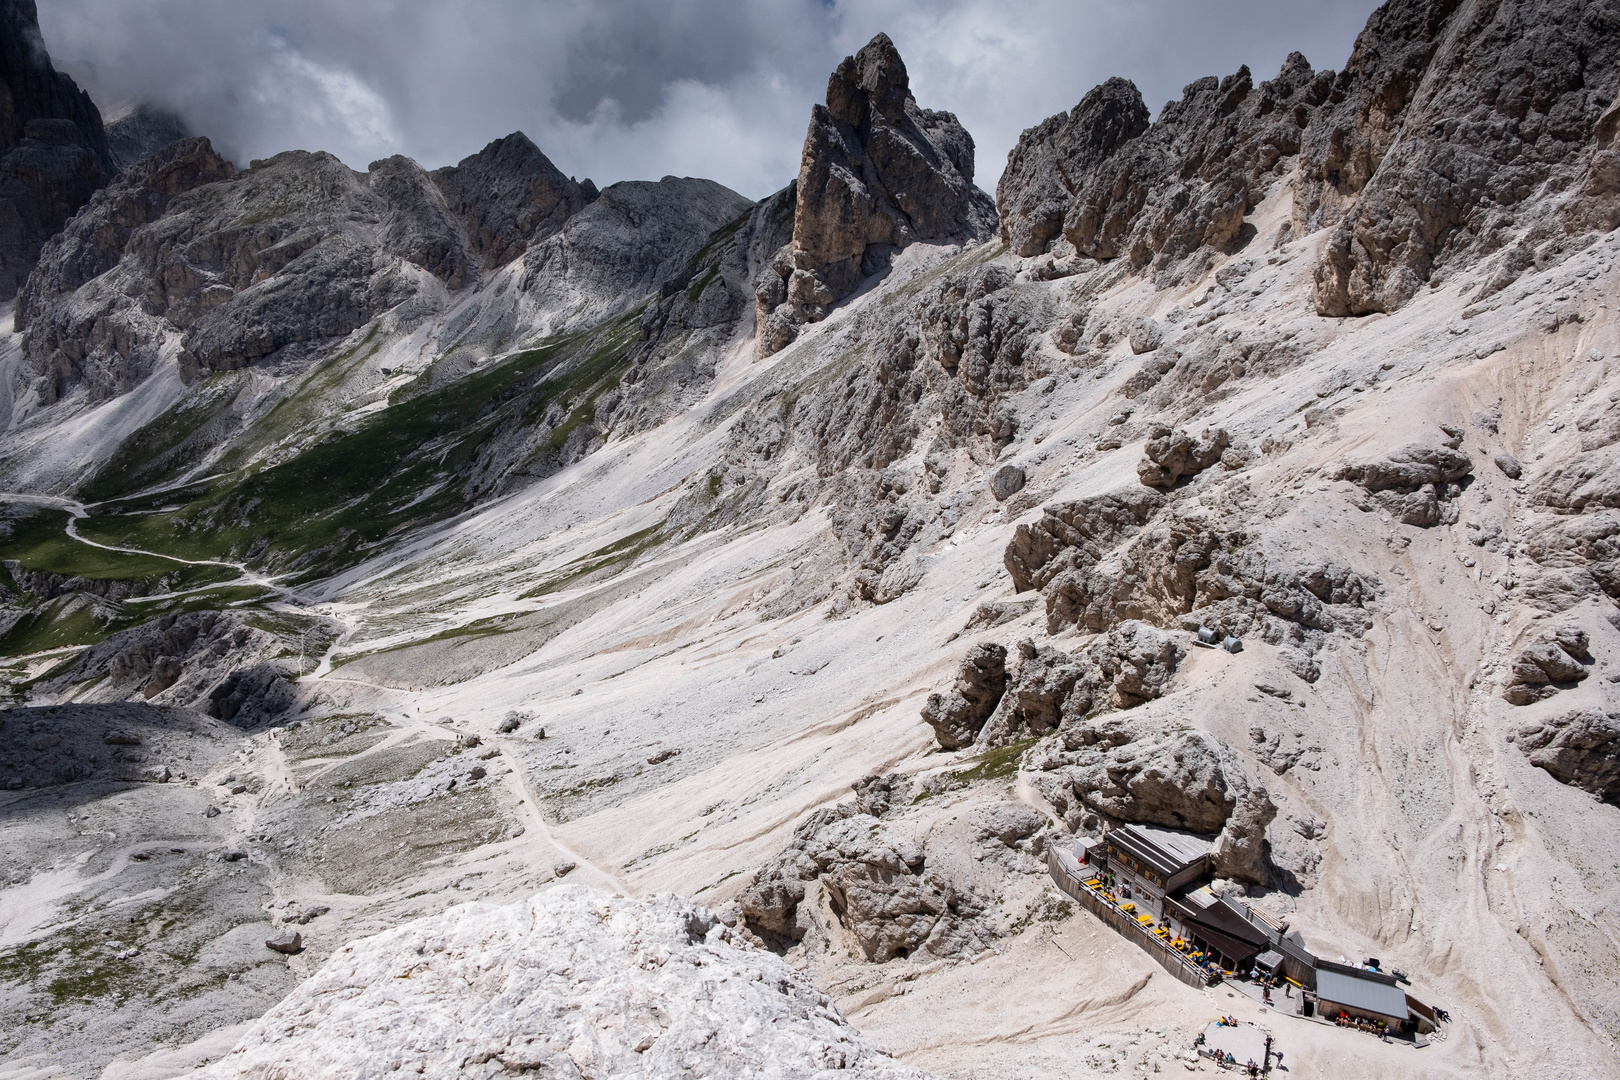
xmin=40 ymin=0 xmax=1379 ymax=200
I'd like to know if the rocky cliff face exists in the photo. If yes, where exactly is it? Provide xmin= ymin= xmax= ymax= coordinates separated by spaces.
xmin=998 ymin=0 xmax=1620 ymax=315
xmin=429 ymin=131 xmax=597 ymax=270
xmin=102 ymin=102 xmax=189 ymax=173
xmin=8 ymin=131 xmax=745 ymax=465
xmin=0 ymin=0 xmax=116 ymax=300
xmin=755 ymin=33 xmax=997 ymax=356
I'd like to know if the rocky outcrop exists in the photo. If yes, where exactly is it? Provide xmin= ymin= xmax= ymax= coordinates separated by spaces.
xmin=18 ymin=136 xmax=234 ymax=330
xmin=996 ymin=52 xmax=1328 ymax=280
xmin=0 ymin=0 xmax=116 ymax=299
xmin=755 ymin=34 xmax=996 ymax=356
xmin=739 ymin=804 xmax=949 ymax=961
xmin=35 ymin=610 xmax=328 ymax=725
xmin=1029 ymin=720 xmax=1232 ymax=833
xmin=615 ymin=183 xmax=796 ymax=436
xmin=987 ymin=640 xmax=1088 ymax=738
xmin=1092 ymin=621 xmax=1188 ymax=707
xmin=1137 ymin=425 xmax=1231 ymax=488
xmin=103 ymin=103 xmax=189 ymax=173
xmin=1513 ymin=709 xmax=1620 ymax=803
xmin=1209 ymin=789 xmax=1279 ymax=885
xmin=1005 ymin=489 xmax=1165 ymax=594
xmin=995 ymin=0 xmax=1620 ymax=313
xmin=738 ymin=778 xmax=1043 ymax=963
xmin=1521 ymin=511 xmax=1620 ymax=610
xmin=1531 ymin=446 xmax=1620 ymax=514
xmin=0 ymin=702 xmax=234 ymax=790
xmin=198 ymin=886 xmax=933 ymax=1080
xmin=920 ymin=642 xmax=1007 ymax=749
xmin=997 ymin=77 xmax=1150 ymax=258
xmin=1027 ymin=719 xmax=1276 ymax=883
xmin=1008 ymin=492 xmax=1377 ymax=650
xmin=1502 ymin=627 xmax=1592 ymax=706
xmin=1334 ymin=437 xmax=1473 ymax=526
xmin=1309 ymin=0 xmax=1620 ymax=315
xmin=979 ymin=623 xmax=1186 ymax=745
xmin=429 ymin=132 xmax=596 ymax=270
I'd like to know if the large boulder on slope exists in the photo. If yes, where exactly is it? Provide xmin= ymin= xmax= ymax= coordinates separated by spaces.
xmin=1513 ymin=709 xmax=1620 ymax=803
xmin=920 ymin=642 xmax=1008 ymax=749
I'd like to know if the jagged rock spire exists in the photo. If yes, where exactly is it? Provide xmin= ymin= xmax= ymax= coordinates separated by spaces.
xmin=754 ymin=32 xmax=996 ymax=357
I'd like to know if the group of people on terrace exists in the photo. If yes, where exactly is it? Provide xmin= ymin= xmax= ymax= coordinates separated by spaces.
xmin=1082 ymin=870 xmax=1227 ymax=976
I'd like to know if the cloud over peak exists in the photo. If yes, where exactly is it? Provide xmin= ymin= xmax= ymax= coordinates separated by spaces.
xmin=42 ymin=0 xmax=1376 ymax=199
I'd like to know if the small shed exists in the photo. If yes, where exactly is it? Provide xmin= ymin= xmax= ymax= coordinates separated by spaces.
xmin=1315 ymin=962 xmax=1410 ymax=1026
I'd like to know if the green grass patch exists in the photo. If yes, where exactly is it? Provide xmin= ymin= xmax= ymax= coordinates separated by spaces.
xmin=0 ymin=508 xmax=231 ymax=589
xmin=72 ymin=313 xmax=644 ymax=581
xmin=0 ymin=595 xmax=114 ymax=655
xmin=686 ymin=265 xmax=720 ymax=303
xmin=80 ymin=372 xmax=246 ymax=503
xmin=520 ymin=522 xmax=664 ymax=599
xmin=132 ymin=584 xmax=275 ymax=615
xmin=328 ymin=611 xmax=529 ymax=668
xmin=948 ymin=737 xmax=1040 ymax=784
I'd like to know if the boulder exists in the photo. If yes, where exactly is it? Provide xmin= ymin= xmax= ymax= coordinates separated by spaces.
xmin=1503 ymin=628 xmax=1591 ymax=705
xmin=1334 ymin=442 xmax=1473 ymax=527
xmin=971 ymin=802 xmax=1049 ymax=849
xmin=1126 ymin=316 xmax=1164 ymax=355
xmin=1513 ymin=710 xmax=1620 ymax=803
xmin=920 ymin=643 xmax=1008 ymax=749
xmin=1209 ymin=788 xmax=1278 ymax=885
xmin=1137 ymin=426 xmax=1230 ymax=488
xmin=265 ymin=930 xmax=303 ymax=955
xmin=989 ymin=464 xmax=1026 ymax=501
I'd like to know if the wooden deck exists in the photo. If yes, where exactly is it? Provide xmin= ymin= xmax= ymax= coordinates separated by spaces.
xmin=1047 ymin=846 xmax=1218 ymax=989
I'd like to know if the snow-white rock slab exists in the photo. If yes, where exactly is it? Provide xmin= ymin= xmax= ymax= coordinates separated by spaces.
xmin=198 ymin=885 xmax=933 ymax=1080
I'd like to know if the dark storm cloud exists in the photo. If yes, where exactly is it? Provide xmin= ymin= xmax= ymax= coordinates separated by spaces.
xmin=37 ymin=0 xmax=1379 ymax=200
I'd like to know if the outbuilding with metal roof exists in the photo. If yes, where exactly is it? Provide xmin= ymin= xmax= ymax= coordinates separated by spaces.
xmin=1314 ymin=962 xmax=1411 ymax=1026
